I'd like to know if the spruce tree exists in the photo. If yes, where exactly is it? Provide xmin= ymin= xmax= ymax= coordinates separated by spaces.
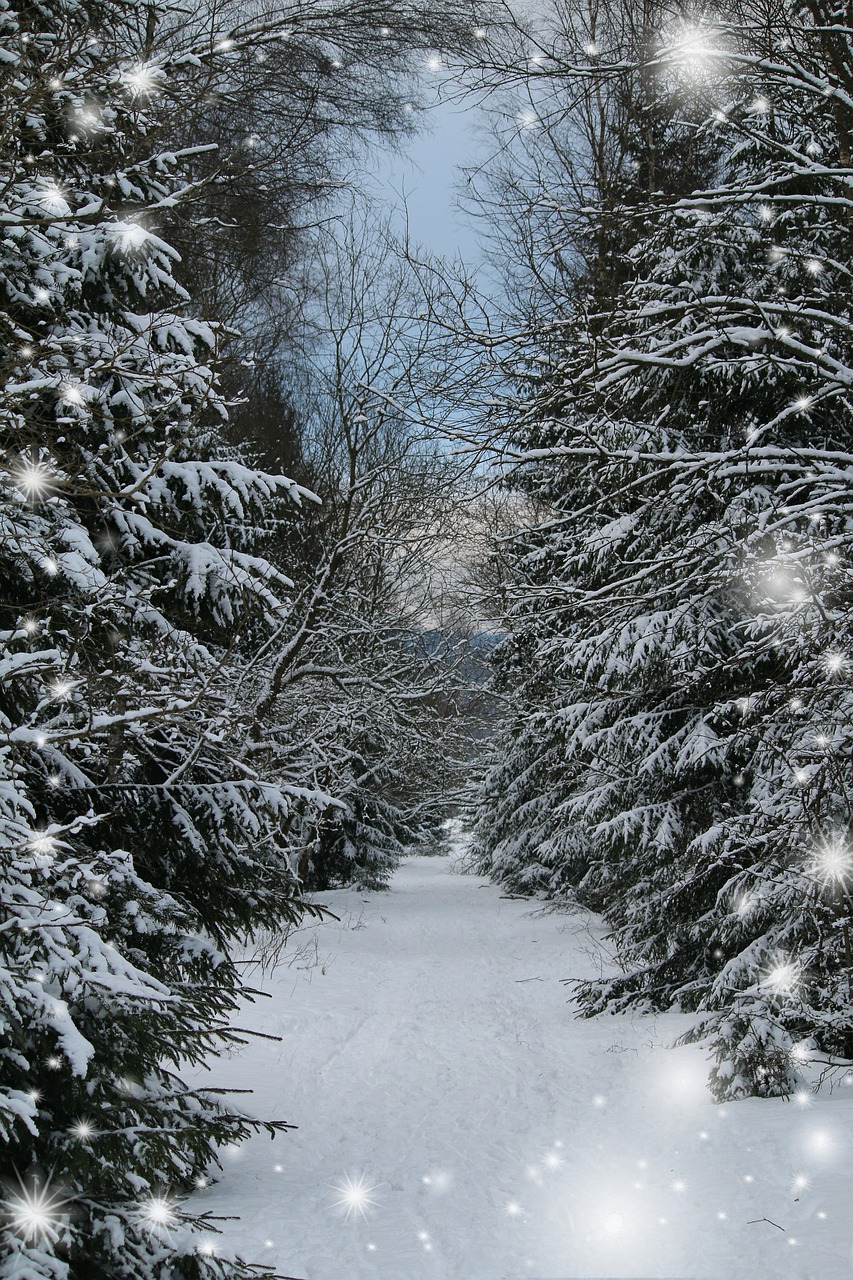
xmin=0 ymin=2 xmax=319 ymax=1273
xmin=472 ymin=0 xmax=724 ymax=903
xmin=471 ymin=0 xmax=853 ymax=1098
xmin=567 ymin=1 xmax=853 ymax=1099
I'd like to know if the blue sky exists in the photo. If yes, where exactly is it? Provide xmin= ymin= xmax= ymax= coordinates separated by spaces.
xmin=366 ymin=95 xmax=488 ymax=264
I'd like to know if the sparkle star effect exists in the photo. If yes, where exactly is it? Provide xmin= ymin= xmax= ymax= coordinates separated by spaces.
xmin=17 ymin=459 xmax=52 ymax=498
xmin=3 ymin=1176 xmax=70 ymax=1243
xmin=661 ymin=22 xmax=722 ymax=81
xmin=762 ymin=957 xmax=800 ymax=993
xmin=330 ymin=1173 xmax=380 ymax=1222
xmin=60 ymin=382 xmax=85 ymax=407
xmin=40 ymin=184 xmax=68 ymax=214
xmin=139 ymin=1194 xmax=178 ymax=1234
xmin=124 ymin=63 xmax=161 ymax=96
xmin=812 ymin=838 xmax=852 ymax=885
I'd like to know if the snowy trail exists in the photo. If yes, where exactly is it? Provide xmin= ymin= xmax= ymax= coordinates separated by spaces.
xmin=188 ymin=854 xmax=853 ymax=1280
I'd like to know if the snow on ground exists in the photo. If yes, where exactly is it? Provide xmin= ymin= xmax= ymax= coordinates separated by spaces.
xmin=188 ymin=849 xmax=853 ymax=1279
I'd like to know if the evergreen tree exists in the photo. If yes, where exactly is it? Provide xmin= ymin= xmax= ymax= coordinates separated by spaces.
xmin=0 ymin=2 xmax=321 ymax=1273
xmin=470 ymin=0 xmax=853 ymax=1098
xmin=471 ymin=0 xmax=724 ymax=901
xmin=568 ymin=1 xmax=853 ymax=1099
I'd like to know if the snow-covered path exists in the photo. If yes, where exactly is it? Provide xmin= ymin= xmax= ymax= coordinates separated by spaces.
xmin=189 ymin=854 xmax=853 ymax=1279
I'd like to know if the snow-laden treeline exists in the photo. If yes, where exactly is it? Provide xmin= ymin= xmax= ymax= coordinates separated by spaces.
xmin=466 ymin=0 xmax=853 ymax=1100
xmin=0 ymin=1 xmax=487 ymax=1275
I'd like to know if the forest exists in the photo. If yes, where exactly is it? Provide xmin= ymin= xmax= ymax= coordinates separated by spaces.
xmin=2 ymin=0 xmax=852 ymax=1277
